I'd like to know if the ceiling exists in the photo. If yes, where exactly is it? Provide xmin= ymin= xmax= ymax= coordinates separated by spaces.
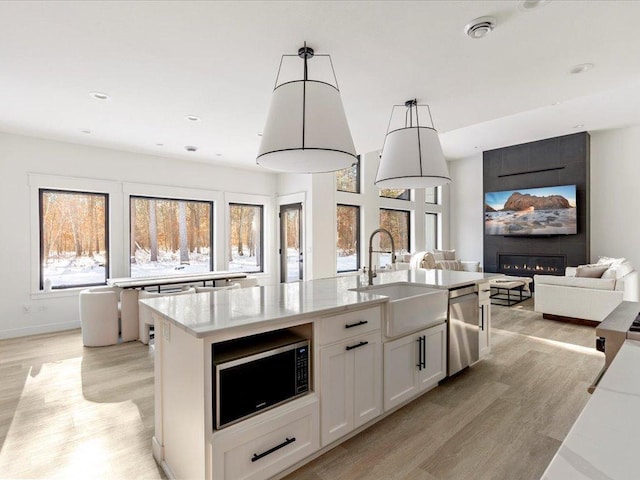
xmin=1 ymin=1 xmax=639 ymax=171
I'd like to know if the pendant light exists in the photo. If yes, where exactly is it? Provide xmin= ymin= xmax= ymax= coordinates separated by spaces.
xmin=257 ymin=43 xmax=357 ymax=173
xmin=375 ymin=99 xmax=451 ymax=188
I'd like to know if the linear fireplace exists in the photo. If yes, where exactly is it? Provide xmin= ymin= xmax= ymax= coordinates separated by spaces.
xmin=498 ymin=253 xmax=566 ymax=277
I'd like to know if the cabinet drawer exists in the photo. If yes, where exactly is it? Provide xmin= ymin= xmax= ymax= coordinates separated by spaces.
xmin=318 ymin=306 xmax=381 ymax=346
xmin=478 ymin=283 xmax=491 ymax=301
xmin=212 ymin=396 xmax=319 ymax=480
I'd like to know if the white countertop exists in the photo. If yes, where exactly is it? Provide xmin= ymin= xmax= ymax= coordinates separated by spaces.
xmin=542 ymin=339 xmax=640 ymax=480
xmin=141 ymin=269 xmax=497 ymax=338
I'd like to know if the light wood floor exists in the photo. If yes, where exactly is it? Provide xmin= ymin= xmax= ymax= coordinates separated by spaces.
xmin=0 ymin=301 xmax=603 ymax=479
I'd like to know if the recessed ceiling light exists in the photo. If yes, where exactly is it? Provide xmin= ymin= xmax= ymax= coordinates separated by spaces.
xmin=89 ymin=91 xmax=110 ymax=101
xmin=185 ymin=146 xmax=198 ymax=152
xmin=519 ymin=0 xmax=551 ymax=11
xmin=573 ymin=124 xmax=584 ymax=129
xmin=464 ymin=17 xmax=496 ymax=39
xmin=552 ymin=100 xmax=562 ymax=106
xmin=186 ymin=115 xmax=201 ymax=122
xmin=156 ymin=143 xmax=164 ymax=147
xmin=570 ymin=63 xmax=594 ymax=74
xmin=81 ymin=129 xmax=92 ymax=134
xmin=216 ymin=153 xmax=222 ymax=157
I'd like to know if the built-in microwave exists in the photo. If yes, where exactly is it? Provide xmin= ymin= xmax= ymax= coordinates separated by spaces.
xmin=212 ymin=331 xmax=309 ymax=429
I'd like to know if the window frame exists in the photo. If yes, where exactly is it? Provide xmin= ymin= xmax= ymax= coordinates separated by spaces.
xmin=425 ymin=212 xmax=439 ymax=252
xmin=425 ymin=186 xmax=440 ymax=205
xmin=39 ymin=188 xmax=110 ymax=290
xmin=379 ymin=188 xmax=411 ymax=201
xmin=228 ymin=202 xmax=265 ymax=273
xmin=128 ymin=195 xmax=215 ymax=277
xmin=336 ymin=203 xmax=361 ymax=273
xmin=379 ymin=207 xmax=411 ymax=254
xmin=336 ymin=155 xmax=361 ymax=194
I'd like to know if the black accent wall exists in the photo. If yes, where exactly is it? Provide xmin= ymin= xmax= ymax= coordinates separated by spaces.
xmin=483 ymin=132 xmax=590 ymax=274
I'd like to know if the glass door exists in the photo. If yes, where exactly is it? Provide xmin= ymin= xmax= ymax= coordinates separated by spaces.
xmin=280 ymin=203 xmax=303 ymax=283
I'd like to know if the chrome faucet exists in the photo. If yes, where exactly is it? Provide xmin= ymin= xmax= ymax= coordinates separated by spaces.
xmin=367 ymin=228 xmax=396 ymax=286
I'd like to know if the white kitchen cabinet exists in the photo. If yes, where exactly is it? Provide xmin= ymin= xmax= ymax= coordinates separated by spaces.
xmin=212 ymin=394 xmax=319 ymax=480
xmin=383 ymin=323 xmax=446 ymax=412
xmin=320 ymin=330 xmax=382 ymax=446
xmin=478 ymin=282 xmax=491 ymax=358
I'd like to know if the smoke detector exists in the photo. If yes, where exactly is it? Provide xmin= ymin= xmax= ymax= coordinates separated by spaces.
xmin=464 ymin=16 xmax=496 ymax=39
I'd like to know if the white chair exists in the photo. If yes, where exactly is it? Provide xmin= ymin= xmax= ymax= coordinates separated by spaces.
xmin=120 ymin=289 xmax=140 ymax=342
xmin=79 ymin=286 xmax=121 ymax=347
xmin=195 ymin=283 xmax=241 ymax=293
xmin=138 ymin=288 xmax=196 ymax=344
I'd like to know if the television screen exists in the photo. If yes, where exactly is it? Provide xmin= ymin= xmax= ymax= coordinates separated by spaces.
xmin=485 ymin=185 xmax=577 ymax=235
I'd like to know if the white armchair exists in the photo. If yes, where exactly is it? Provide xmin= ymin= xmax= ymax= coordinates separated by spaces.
xmin=534 ymin=259 xmax=638 ymax=323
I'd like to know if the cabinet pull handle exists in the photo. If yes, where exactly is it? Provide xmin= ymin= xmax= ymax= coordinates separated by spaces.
xmin=346 ymin=341 xmax=369 ymax=351
xmin=480 ymin=304 xmax=485 ymax=331
xmin=416 ymin=336 xmax=423 ymax=370
xmin=482 ymin=289 xmax=491 ymax=293
xmin=421 ymin=335 xmax=426 ymax=369
xmin=251 ymin=437 xmax=296 ymax=463
xmin=345 ymin=320 xmax=368 ymax=329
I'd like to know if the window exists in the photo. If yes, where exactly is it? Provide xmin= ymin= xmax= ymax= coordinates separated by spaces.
xmin=379 ymin=208 xmax=410 ymax=266
xmin=379 ymin=188 xmax=410 ymax=201
xmin=336 ymin=204 xmax=360 ymax=272
xmin=130 ymin=196 xmax=213 ymax=278
xmin=425 ymin=213 xmax=439 ymax=252
xmin=229 ymin=203 xmax=264 ymax=273
xmin=336 ymin=156 xmax=360 ymax=193
xmin=425 ymin=186 xmax=440 ymax=205
xmin=39 ymin=189 xmax=108 ymax=289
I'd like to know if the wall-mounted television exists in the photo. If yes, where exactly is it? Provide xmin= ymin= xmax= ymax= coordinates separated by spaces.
xmin=485 ymin=184 xmax=577 ymax=236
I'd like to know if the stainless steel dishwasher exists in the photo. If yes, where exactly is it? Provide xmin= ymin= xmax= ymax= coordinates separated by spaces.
xmin=448 ymin=284 xmax=479 ymax=376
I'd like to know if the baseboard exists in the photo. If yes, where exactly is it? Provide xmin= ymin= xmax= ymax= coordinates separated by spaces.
xmin=0 ymin=321 xmax=80 ymax=340
xmin=542 ymin=313 xmax=599 ymax=327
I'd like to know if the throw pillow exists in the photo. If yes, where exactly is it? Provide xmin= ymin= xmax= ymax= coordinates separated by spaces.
xmin=575 ymin=264 xmax=609 ymax=278
xmin=597 ymin=256 xmax=627 ymax=266
xmin=436 ymin=259 xmax=463 ymax=271
xmin=422 ymin=252 xmax=437 ymax=269
xmin=601 ymin=261 xmax=634 ymax=280
xmin=434 ymin=249 xmax=456 ymax=261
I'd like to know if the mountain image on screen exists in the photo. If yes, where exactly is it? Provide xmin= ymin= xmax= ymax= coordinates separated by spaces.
xmin=484 ymin=185 xmax=577 ymax=235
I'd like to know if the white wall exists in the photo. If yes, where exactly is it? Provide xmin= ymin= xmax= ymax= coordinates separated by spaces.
xmin=590 ymin=126 xmax=640 ymax=269
xmin=449 ymin=154 xmax=484 ymax=265
xmin=0 ymin=132 xmax=277 ymax=338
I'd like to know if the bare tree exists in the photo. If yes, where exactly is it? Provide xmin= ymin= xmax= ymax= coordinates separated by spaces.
xmin=178 ymin=201 xmax=189 ymax=264
xmin=149 ymin=199 xmax=158 ymax=262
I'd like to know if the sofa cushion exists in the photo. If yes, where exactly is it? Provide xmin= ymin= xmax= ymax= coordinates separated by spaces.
xmin=436 ymin=259 xmax=463 ymax=271
xmin=533 ymin=274 xmax=616 ymax=290
xmin=434 ymin=249 xmax=456 ymax=261
xmin=601 ymin=261 xmax=634 ymax=280
xmin=575 ymin=264 xmax=609 ymax=278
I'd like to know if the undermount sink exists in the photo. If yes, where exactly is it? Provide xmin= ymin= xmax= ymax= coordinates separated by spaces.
xmin=350 ymin=283 xmax=448 ymax=338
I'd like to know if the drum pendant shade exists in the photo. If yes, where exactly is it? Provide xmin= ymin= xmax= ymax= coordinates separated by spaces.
xmin=375 ymin=100 xmax=451 ymax=188
xmin=257 ymin=44 xmax=357 ymax=173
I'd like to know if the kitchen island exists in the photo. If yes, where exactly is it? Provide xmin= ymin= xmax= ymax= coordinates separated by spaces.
xmin=141 ymin=270 xmax=497 ymax=480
